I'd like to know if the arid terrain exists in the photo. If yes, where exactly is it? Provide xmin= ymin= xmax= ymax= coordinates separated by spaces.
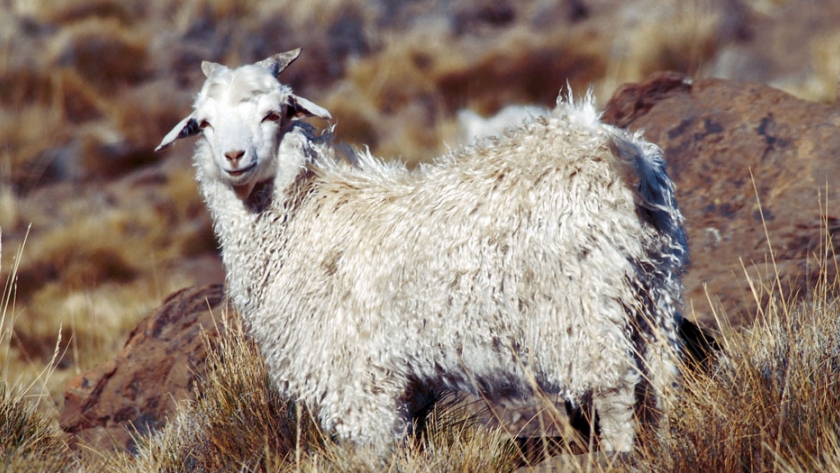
xmin=1 ymin=0 xmax=840 ymax=470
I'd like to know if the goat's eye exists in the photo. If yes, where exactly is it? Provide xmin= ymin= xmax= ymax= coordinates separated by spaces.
xmin=199 ymin=120 xmax=211 ymax=129
xmin=263 ymin=111 xmax=282 ymax=122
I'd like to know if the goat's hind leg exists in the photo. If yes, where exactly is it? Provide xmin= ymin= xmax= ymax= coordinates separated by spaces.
xmin=640 ymin=332 xmax=680 ymax=440
xmin=593 ymin=379 xmax=637 ymax=452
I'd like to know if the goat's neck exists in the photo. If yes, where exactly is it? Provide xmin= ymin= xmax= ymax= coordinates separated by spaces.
xmin=196 ymin=126 xmax=318 ymax=309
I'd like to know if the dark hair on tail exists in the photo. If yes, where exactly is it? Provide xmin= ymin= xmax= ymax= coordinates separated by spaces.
xmin=609 ymin=134 xmax=688 ymax=268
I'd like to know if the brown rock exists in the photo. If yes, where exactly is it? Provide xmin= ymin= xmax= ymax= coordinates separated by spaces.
xmin=60 ymin=284 xmax=232 ymax=453
xmin=604 ymin=72 xmax=840 ymax=327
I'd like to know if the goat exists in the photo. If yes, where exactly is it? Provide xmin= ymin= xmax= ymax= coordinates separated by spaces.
xmin=457 ymin=104 xmax=550 ymax=144
xmin=157 ymin=49 xmax=688 ymax=455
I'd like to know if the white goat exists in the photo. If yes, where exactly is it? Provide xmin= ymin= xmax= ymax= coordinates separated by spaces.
xmin=157 ymin=49 xmax=688 ymax=455
xmin=457 ymin=104 xmax=550 ymax=144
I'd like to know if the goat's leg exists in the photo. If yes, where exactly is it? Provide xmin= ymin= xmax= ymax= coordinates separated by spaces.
xmin=593 ymin=381 xmax=637 ymax=452
xmin=640 ymin=333 xmax=679 ymax=441
xmin=325 ymin=371 xmax=412 ymax=456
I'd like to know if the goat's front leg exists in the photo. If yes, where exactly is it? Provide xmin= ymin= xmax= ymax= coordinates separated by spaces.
xmin=324 ymin=368 xmax=413 ymax=457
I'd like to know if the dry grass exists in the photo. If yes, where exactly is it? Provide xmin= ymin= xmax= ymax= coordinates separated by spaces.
xmin=8 ymin=186 xmax=208 ymax=365
xmin=81 ymin=238 xmax=840 ymax=470
xmin=775 ymin=30 xmax=840 ymax=104
xmin=1 ymin=0 xmax=832 ymax=386
xmin=1 ymin=230 xmax=75 ymax=471
xmin=615 ymin=193 xmax=840 ymax=472
xmin=625 ymin=275 xmax=840 ymax=471
xmin=597 ymin=0 xmax=722 ymax=100
xmin=0 ymin=385 xmax=75 ymax=472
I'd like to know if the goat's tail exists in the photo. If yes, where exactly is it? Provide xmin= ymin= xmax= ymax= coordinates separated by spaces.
xmin=609 ymin=133 xmax=689 ymax=268
xmin=557 ymin=89 xmax=687 ymax=262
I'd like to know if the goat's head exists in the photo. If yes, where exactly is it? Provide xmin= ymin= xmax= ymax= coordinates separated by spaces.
xmin=156 ymin=49 xmax=331 ymax=199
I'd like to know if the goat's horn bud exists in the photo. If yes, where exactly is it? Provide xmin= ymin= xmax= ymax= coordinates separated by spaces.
xmin=257 ymin=48 xmax=302 ymax=77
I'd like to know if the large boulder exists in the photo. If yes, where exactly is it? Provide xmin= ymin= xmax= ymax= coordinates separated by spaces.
xmin=603 ymin=72 xmax=840 ymax=327
xmin=60 ymin=284 xmax=231 ymax=453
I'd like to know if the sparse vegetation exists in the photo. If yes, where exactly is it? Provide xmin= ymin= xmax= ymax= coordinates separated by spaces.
xmin=5 ymin=213 xmax=840 ymax=471
xmin=2 ymin=0 xmax=839 ymax=470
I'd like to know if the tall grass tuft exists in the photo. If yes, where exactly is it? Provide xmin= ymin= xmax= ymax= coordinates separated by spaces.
xmin=0 ymin=229 xmax=76 ymax=471
xmin=0 ymin=384 xmax=74 ymax=472
xmin=623 ymin=276 xmax=840 ymax=472
xmin=117 ymin=195 xmax=840 ymax=471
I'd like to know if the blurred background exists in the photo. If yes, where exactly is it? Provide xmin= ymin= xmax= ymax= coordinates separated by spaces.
xmin=1 ymin=0 xmax=839 ymax=407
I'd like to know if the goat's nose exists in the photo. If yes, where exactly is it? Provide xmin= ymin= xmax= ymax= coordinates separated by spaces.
xmin=225 ymin=150 xmax=245 ymax=165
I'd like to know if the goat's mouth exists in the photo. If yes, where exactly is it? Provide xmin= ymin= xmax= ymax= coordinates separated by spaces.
xmin=225 ymin=163 xmax=256 ymax=178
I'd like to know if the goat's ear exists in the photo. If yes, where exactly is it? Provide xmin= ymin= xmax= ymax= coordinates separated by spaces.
xmin=201 ymin=61 xmax=226 ymax=78
xmin=156 ymin=114 xmax=200 ymax=152
xmin=287 ymin=94 xmax=332 ymax=121
xmin=257 ymin=48 xmax=302 ymax=78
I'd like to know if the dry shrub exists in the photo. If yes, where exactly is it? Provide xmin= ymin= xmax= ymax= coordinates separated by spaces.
xmin=73 ymin=135 xmax=156 ymax=181
xmin=622 ymin=277 xmax=840 ymax=471
xmin=375 ymin=25 xmax=605 ymax=111
xmin=598 ymin=1 xmax=722 ymax=99
xmin=254 ymin=0 xmax=368 ymax=29
xmin=323 ymin=24 xmax=608 ymax=163
xmin=0 ymin=106 xmax=68 ymax=188
xmin=5 ymin=178 xmax=210 ymax=368
xmin=0 ymin=68 xmax=53 ymax=109
xmin=106 ymin=81 xmax=195 ymax=154
xmin=746 ymin=0 xmax=798 ymax=15
xmin=303 ymin=397 xmax=521 ymax=473
xmin=2 ymin=75 xmax=189 ymax=187
xmin=0 ymin=67 xmax=108 ymax=188
xmin=13 ymin=165 xmax=206 ymax=294
xmin=17 ymin=209 xmax=148 ymax=297
xmin=430 ymin=29 xmax=606 ymax=114
xmin=226 ymin=0 xmax=375 ymax=95
xmin=0 ymin=67 xmax=105 ymax=121
xmin=777 ymin=31 xmax=840 ymax=104
xmin=0 ymin=171 xmax=18 ymax=232
xmin=809 ymin=32 xmax=840 ymax=104
xmin=171 ymin=0 xmax=260 ymax=28
xmin=0 ymin=385 xmax=74 ymax=472
xmin=51 ymin=69 xmax=109 ymax=122
xmin=38 ymin=0 xmax=140 ymax=26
